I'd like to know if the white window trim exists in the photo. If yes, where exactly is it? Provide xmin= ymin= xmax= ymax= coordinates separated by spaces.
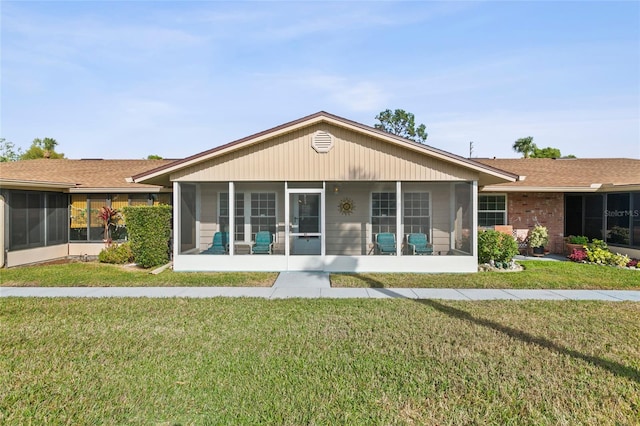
xmin=478 ymin=193 xmax=508 ymax=227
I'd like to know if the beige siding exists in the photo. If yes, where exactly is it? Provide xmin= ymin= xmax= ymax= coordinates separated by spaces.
xmin=326 ymin=183 xmax=372 ymax=255
xmin=199 ymin=183 xmax=223 ymax=250
xmin=431 ymin=185 xmax=453 ymax=254
xmin=172 ymin=123 xmax=478 ymax=182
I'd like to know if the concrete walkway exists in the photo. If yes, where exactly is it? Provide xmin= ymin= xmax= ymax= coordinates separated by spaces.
xmin=1 ymin=286 xmax=638 ymax=301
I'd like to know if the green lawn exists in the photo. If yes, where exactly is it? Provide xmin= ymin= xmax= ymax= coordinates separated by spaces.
xmin=1 ymin=298 xmax=638 ymax=424
xmin=331 ymin=260 xmax=640 ymax=290
xmin=1 ymin=260 xmax=638 ymax=290
xmin=0 ymin=262 xmax=277 ymax=287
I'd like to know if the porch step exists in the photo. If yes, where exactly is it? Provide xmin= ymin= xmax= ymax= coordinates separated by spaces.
xmin=273 ymin=272 xmax=331 ymax=288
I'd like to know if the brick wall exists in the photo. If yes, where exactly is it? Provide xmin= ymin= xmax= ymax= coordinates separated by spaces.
xmin=506 ymin=192 xmax=565 ymax=254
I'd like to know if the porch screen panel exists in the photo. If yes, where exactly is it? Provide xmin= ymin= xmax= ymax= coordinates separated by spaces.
xmin=403 ymin=192 xmax=430 ymax=236
xmin=180 ymin=184 xmax=197 ymax=252
xmin=219 ymin=192 xmax=245 ymax=241
xmin=46 ymin=193 xmax=68 ymax=245
xmin=372 ymin=192 xmax=396 ymax=235
xmin=9 ymin=192 xmax=28 ymax=249
xmin=9 ymin=192 xmax=44 ymax=250
xmin=250 ymin=193 xmax=276 ymax=240
xmin=454 ymin=183 xmax=473 ymax=254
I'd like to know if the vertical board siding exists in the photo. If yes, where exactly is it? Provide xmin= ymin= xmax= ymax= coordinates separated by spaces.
xmin=173 ymin=123 xmax=478 ymax=182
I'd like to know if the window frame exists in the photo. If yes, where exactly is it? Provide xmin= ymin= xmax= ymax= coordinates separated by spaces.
xmin=478 ymin=194 xmax=507 ymax=227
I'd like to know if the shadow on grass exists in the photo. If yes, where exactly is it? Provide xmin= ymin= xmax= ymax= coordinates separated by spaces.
xmin=367 ymin=283 xmax=640 ymax=384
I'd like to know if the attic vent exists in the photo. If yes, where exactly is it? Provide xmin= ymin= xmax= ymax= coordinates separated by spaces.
xmin=312 ymin=131 xmax=334 ymax=153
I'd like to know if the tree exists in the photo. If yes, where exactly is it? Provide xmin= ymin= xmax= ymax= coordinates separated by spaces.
xmin=147 ymin=154 xmax=163 ymax=160
xmin=20 ymin=137 xmax=65 ymax=160
xmin=374 ymin=109 xmax=428 ymax=144
xmin=0 ymin=138 xmax=23 ymax=162
xmin=512 ymin=136 xmax=536 ymax=158
xmin=531 ymin=146 xmax=562 ymax=158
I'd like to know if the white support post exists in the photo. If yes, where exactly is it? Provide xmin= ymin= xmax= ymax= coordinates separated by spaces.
xmin=284 ymin=181 xmax=289 ymax=257
xmin=229 ymin=182 xmax=235 ymax=256
xmin=396 ymin=181 xmax=402 ymax=256
xmin=321 ymin=181 xmax=326 ymax=257
xmin=450 ymin=183 xmax=457 ymax=252
xmin=173 ymin=181 xmax=180 ymax=260
xmin=472 ymin=180 xmax=478 ymax=259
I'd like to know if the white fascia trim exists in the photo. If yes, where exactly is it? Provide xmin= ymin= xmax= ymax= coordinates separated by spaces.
xmin=68 ymin=187 xmax=168 ymax=193
xmin=0 ymin=179 xmax=76 ymax=190
xmin=480 ymin=185 xmax=600 ymax=193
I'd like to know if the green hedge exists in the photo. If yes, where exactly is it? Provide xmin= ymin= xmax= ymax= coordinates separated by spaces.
xmin=478 ymin=229 xmax=519 ymax=264
xmin=122 ymin=205 xmax=172 ymax=268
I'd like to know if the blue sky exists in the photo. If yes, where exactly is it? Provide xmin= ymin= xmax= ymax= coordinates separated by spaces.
xmin=2 ymin=1 xmax=639 ymax=160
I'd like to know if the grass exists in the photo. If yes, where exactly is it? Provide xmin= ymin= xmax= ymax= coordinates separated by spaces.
xmin=1 ymin=298 xmax=638 ymax=424
xmin=0 ymin=262 xmax=276 ymax=287
xmin=331 ymin=260 xmax=640 ymax=290
xmin=1 ymin=260 xmax=638 ymax=290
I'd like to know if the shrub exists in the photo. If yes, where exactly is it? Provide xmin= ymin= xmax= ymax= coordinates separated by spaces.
xmin=568 ymin=248 xmax=587 ymax=262
xmin=610 ymin=253 xmax=631 ymax=268
xmin=478 ymin=230 xmax=519 ymax=264
xmin=98 ymin=242 xmax=133 ymax=264
xmin=627 ymin=259 xmax=638 ymax=268
xmin=122 ymin=205 xmax=172 ymax=268
xmin=527 ymin=225 xmax=549 ymax=248
xmin=584 ymin=239 xmax=612 ymax=265
xmin=568 ymin=235 xmax=589 ymax=245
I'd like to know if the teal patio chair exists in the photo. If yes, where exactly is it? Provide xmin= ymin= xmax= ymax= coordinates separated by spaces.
xmin=252 ymin=231 xmax=273 ymax=254
xmin=406 ymin=233 xmax=433 ymax=255
xmin=375 ymin=232 xmax=397 ymax=255
xmin=202 ymin=231 xmax=229 ymax=255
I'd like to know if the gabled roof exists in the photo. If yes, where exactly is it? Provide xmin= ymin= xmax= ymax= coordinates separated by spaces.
xmin=0 ymin=159 xmax=174 ymax=192
xmin=476 ymin=158 xmax=640 ymax=192
xmin=132 ymin=111 xmax=518 ymax=186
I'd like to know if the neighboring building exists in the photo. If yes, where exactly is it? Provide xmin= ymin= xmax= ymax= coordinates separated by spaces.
xmin=2 ymin=113 xmax=638 ymax=270
xmin=0 ymin=159 xmax=172 ymax=267
xmin=476 ymin=158 xmax=640 ymax=258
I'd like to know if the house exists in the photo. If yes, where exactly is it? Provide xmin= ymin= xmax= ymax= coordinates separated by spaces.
xmin=131 ymin=111 xmax=517 ymax=273
xmin=2 ymin=112 xmax=638 ymax=270
xmin=0 ymin=159 xmax=172 ymax=267
xmin=476 ymin=158 xmax=640 ymax=259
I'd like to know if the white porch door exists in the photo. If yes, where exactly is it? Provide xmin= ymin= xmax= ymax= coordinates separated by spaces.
xmin=286 ymin=188 xmax=325 ymax=270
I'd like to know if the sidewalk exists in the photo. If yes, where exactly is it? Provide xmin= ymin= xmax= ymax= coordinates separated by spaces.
xmin=1 ymin=286 xmax=638 ymax=301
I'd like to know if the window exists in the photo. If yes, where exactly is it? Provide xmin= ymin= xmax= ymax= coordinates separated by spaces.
xmin=219 ymin=193 xmax=245 ymax=241
xmin=88 ymin=196 xmax=109 ymax=241
xmin=250 ymin=193 xmax=276 ymax=240
xmin=372 ymin=192 xmax=396 ymax=234
xmin=403 ymin=192 xmax=430 ymax=235
xmin=69 ymin=193 xmax=165 ymax=242
xmin=478 ymin=195 xmax=506 ymax=227
xmin=46 ymin=193 xmax=68 ymax=245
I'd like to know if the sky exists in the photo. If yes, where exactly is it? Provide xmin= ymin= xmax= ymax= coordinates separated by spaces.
xmin=1 ymin=1 xmax=639 ymax=160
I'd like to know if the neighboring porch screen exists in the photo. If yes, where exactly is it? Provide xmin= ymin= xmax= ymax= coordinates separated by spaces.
xmin=454 ymin=183 xmax=473 ymax=254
